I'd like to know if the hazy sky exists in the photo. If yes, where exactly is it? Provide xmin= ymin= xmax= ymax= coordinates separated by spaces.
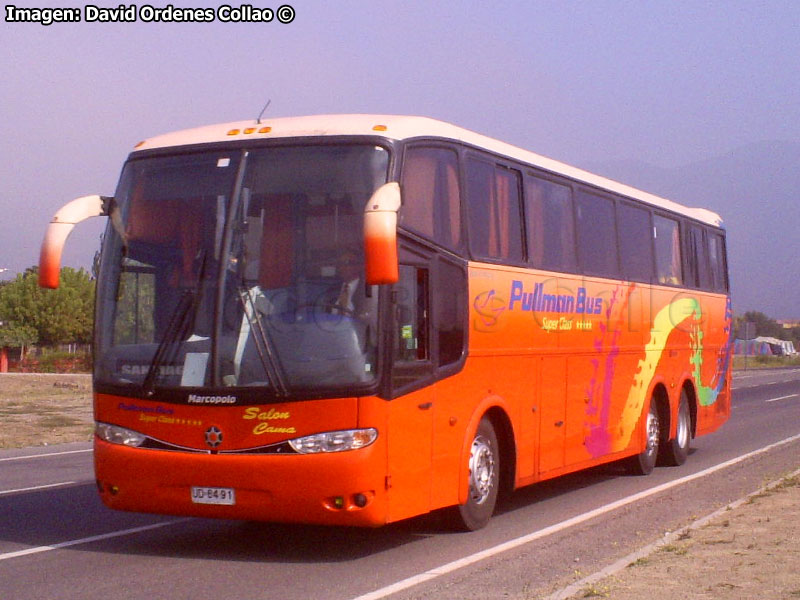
xmin=2 ymin=1 xmax=799 ymax=312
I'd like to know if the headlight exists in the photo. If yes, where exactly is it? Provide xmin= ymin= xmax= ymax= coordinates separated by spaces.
xmin=288 ymin=428 xmax=378 ymax=454
xmin=95 ymin=422 xmax=147 ymax=447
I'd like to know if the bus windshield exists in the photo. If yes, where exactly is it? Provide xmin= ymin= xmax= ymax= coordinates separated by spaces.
xmin=95 ymin=144 xmax=390 ymax=397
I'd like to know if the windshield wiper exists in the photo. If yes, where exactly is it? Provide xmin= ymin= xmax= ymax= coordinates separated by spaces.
xmin=142 ymin=251 xmax=208 ymax=396
xmin=237 ymin=286 xmax=289 ymax=396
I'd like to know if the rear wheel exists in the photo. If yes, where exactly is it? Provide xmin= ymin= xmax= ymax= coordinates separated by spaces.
xmin=448 ymin=417 xmax=500 ymax=531
xmin=660 ymin=391 xmax=691 ymax=466
xmin=627 ymin=400 xmax=660 ymax=476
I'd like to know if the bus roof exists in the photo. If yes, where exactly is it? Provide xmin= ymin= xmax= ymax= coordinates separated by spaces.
xmin=134 ymin=114 xmax=722 ymax=227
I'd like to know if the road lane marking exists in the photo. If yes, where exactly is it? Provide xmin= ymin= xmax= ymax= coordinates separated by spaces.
xmin=766 ymin=394 xmax=798 ymax=403
xmin=0 ymin=449 xmax=92 ymax=462
xmin=349 ymin=431 xmax=800 ymax=600
xmin=0 ymin=482 xmax=77 ymax=496
xmin=0 ymin=519 xmax=191 ymax=562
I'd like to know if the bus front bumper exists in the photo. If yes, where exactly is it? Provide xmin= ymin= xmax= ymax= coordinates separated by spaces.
xmin=93 ymin=437 xmax=388 ymax=527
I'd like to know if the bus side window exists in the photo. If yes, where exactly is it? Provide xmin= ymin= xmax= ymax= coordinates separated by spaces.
xmin=653 ymin=215 xmax=683 ymax=285
xmin=466 ymin=158 xmax=524 ymax=262
xmin=708 ymin=232 xmax=729 ymax=292
xmin=525 ymin=175 xmax=576 ymax=272
xmin=575 ymin=191 xmax=620 ymax=279
xmin=400 ymin=146 xmax=462 ymax=251
xmin=435 ymin=258 xmax=466 ymax=367
xmin=685 ymin=224 xmax=711 ymax=290
xmin=617 ymin=203 xmax=653 ymax=283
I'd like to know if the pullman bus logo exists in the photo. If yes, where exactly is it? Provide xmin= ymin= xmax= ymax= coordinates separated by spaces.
xmin=473 ymin=289 xmax=507 ymax=332
xmin=204 ymin=426 xmax=223 ymax=448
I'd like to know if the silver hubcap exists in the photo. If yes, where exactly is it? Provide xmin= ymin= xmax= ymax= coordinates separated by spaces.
xmin=468 ymin=434 xmax=495 ymax=505
xmin=676 ymin=403 xmax=690 ymax=449
xmin=645 ymin=409 xmax=660 ymax=459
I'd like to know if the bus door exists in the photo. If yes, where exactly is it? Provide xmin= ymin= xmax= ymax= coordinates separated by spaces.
xmin=536 ymin=275 xmax=567 ymax=474
xmin=387 ymin=249 xmax=434 ymax=521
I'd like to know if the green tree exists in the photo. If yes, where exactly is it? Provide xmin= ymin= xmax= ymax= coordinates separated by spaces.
xmin=0 ymin=267 xmax=95 ymax=345
xmin=735 ymin=311 xmax=783 ymax=339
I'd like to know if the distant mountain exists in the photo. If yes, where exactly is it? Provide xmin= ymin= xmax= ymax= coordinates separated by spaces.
xmin=583 ymin=141 xmax=800 ymax=320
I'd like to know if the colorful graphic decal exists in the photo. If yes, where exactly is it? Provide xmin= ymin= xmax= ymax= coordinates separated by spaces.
xmin=605 ymin=296 xmax=729 ymax=455
xmin=584 ymin=285 xmax=632 ymax=457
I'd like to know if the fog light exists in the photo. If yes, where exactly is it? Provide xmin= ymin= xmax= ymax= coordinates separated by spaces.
xmin=353 ymin=493 xmax=367 ymax=508
xmin=333 ymin=496 xmax=344 ymax=509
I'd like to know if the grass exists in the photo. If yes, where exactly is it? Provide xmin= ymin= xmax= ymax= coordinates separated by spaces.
xmin=732 ymin=355 xmax=800 ymax=370
xmin=0 ymin=373 xmax=93 ymax=448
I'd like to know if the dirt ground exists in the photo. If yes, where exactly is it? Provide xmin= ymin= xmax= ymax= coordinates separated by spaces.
xmin=0 ymin=373 xmax=93 ymax=448
xmin=1 ymin=373 xmax=798 ymax=599
xmin=557 ymin=472 xmax=800 ymax=600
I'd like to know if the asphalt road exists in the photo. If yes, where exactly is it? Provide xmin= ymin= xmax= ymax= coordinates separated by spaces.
xmin=1 ymin=369 xmax=799 ymax=600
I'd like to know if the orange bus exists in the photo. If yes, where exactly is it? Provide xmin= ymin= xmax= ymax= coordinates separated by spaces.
xmin=39 ymin=115 xmax=731 ymax=530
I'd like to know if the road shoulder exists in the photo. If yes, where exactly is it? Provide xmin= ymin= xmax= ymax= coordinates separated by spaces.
xmin=549 ymin=468 xmax=800 ymax=600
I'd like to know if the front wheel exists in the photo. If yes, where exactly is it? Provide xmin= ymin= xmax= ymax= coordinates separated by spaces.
xmin=626 ymin=400 xmax=660 ymax=476
xmin=448 ymin=417 xmax=500 ymax=531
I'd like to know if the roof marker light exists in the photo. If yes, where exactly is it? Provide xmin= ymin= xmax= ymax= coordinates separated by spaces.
xmin=134 ymin=141 xmax=145 ymax=149
xmin=227 ymin=129 xmax=240 ymax=136
xmin=244 ymin=127 xmax=256 ymax=134
xmin=258 ymin=126 xmax=272 ymax=133
xmin=372 ymin=124 xmax=387 ymax=131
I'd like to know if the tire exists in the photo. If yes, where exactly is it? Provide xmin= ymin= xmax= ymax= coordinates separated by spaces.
xmin=448 ymin=417 xmax=500 ymax=531
xmin=660 ymin=391 xmax=691 ymax=466
xmin=626 ymin=400 xmax=660 ymax=476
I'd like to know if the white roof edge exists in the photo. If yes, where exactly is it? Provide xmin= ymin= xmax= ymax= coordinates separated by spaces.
xmin=134 ymin=114 xmax=723 ymax=227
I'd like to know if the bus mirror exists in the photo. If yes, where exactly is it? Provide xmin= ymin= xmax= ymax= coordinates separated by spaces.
xmin=364 ymin=182 xmax=401 ymax=285
xmin=39 ymin=194 xmax=109 ymax=289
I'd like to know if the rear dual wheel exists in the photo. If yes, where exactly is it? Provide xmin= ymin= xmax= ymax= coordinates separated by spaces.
xmin=660 ymin=391 xmax=691 ymax=466
xmin=628 ymin=391 xmax=692 ymax=475
xmin=627 ymin=400 xmax=660 ymax=475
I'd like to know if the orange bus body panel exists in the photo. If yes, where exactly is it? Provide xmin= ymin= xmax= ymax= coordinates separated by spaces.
xmin=465 ymin=263 xmax=731 ymax=488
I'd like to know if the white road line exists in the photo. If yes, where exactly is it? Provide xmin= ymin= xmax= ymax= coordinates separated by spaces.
xmin=0 ymin=519 xmax=191 ymax=562
xmin=0 ymin=449 xmax=92 ymax=463
xmin=766 ymin=394 xmax=798 ymax=403
xmin=348 ymin=432 xmax=800 ymax=600
xmin=0 ymin=481 xmax=77 ymax=496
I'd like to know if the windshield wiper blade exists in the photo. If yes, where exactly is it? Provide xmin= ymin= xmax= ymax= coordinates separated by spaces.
xmin=142 ymin=251 xmax=208 ymax=396
xmin=142 ymin=291 xmax=195 ymax=396
xmin=238 ymin=286 xmax=289 ymax=396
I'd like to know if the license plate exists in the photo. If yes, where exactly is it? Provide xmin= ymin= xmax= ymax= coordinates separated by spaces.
xmin=191 ymin=486 xmax=235 ymax=505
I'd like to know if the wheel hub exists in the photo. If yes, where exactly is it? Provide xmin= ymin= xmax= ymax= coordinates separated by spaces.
xmin=468 ymin=435 xmax=495 ymax=505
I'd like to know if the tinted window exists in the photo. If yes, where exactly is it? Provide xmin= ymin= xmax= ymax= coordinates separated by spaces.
xmin=685 ymin=225 xmax=710 ymax=289
xmin=466 ymin=159 xmax=524 ymax=262
xmin=575 ymin=191 xmax=619 ymax=278
xmin=525 ymin=176 xmax=576 ymax=272
xmin=436 ymin=258 xmax=466 ymax=367
xmin=708 ymin=231 xmax=729 ymax=292
xmin=654 ymin=215 xmax=682 ymax=285
xmin=617 ymin=203 xmax=653 ymax=282
xmin=401 ymin=146 xmax=462 ymax=250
